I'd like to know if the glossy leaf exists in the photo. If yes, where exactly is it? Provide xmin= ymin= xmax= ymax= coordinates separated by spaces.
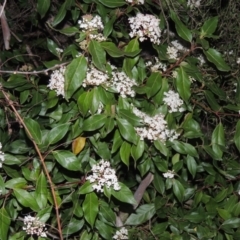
xmin=95 ymin=220 xmax=113 ymax=239
xmin=204 ymin=90 xmax=221 ymax=111
xmin=146 ymin=72 xmax=162 ymax=98
xmin=24 ymin=117 xmax=42 ymax=144
xmin=98 ymin=0 xmax=125 ymax=8
xmin=36 ymin=172 xmax=48 ymax=209
xmin=89 ymin=40 xmax=106 ymax=71
xmin=37 ymin=0 xmax=50 ymax=18
xmin=48 ymin=123 xmax=70 ymax=145
xmin=125 ymin=204 xmax=156 ymax=225
xmin=65 ymin=56 xmax=87 ymax=100
xmin=154 ymin=140 xmax=168 ymax=156
xmin=82 ymin=192 xmax=99 ymax=228
xmin=186 ymin=155 xmax=197 ymax=178
xmin=212 ymin=123 xmax=225 ymax=147
xmin=120 ymin=141 xmax=131 ymax=167
xmin=0 ymin=208 xmax=10 ymax=240
xmin=82 ymin=114 xmax=107 ymax=131
xmin=52 ymin=1 xmax=67 ymax=26
xmin=204 ymin=48 xmax=230 ymax=72
xmin=170 ymin=11 xmax=192 ymax=42
xmin=234 ymin=120 xmax=240 ymax=152
xmin=101 ymin=42 xmax=124 ymax=57
xmin=131 ymin=139 xmax=144 ymax=161
xmin=222 ymin=218 xmax=240 ymax=228
xmin=173 ymin=179 xmax=185 ymax=202
xmin=52 ymin=150 xmax=81 ymax=171
xmin=14 ymin=189 xmax=40 ymax=211
xmin=176 ymin=67 xmax=191 ymax=101
xmin=117 ymin=118 xmax=137 ymax=144
xmin=111 ymin=182 xmax=136 ymax=204
xmin=72 ymin=137 xmax=86 ymax=155
xmin=62 ymin=218 xmax=84 ymax=235
xmin=78 ymin=181 xmax=94 ymax=195
xmin=201 ymin=17 xmax=218 ymax=38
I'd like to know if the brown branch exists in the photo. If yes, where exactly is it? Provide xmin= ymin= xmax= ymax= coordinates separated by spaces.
xmin=1 ymin=90 xmax=64 ymax=240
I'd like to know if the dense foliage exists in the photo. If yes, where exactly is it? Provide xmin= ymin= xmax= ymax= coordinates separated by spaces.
xmin=1 ymin=0 xmax=240 ymax=239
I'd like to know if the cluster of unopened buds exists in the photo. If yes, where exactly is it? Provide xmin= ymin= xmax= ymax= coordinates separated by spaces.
xmin=86 ymin=160 xmax=121 ymax=192
xmin=163 ymin=170 xmax=175 ymax=179
xmin=113 ymin=227 xmax=128 ymax=239
xmin=22 ymin=215 xmax=47 ymax=238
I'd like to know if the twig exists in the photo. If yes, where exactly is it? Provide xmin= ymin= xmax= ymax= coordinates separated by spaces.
xmin=0 ymin=61 xmax=70 ymax=75
xmin=0 ymin=0 xmax=7 ymax=18
xmin=1 ymin=90 xmax=64 ymax=240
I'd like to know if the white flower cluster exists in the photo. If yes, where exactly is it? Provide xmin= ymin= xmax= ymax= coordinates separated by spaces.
xmin=56 ymin=47 xmax=63 ymax=54
xmin=197 ymin=54 xmax=206 ymax=65
xmin=126 ymin=0 xmax=144 ymax=4
xmin=83 ymin=64 xmax=137 ymax=98
xmin=109 ymin=70 xmax=137 ymax=98
xmin=187 ymin=0 xmax=201 ymax=8
xmin=0 ymin=143 xmax=5 ymax=168
xmin=146 ymin=57 xmax=167 ymax=72
xmin=47 ymin=67 xmax=66 ymax=97
xmin=82 ymin=65 xmax=109 ymax=87
xmin=163 ymin=90 xmax=185 ymax=113
xmin=113 ymin=227 xmax=128 ymax=239
xmin=78 ymin=15 xmax=106 ymax=41
xmin=132 ymin=107 xmax=180 ymax=141
xmin=22 ymin=216 xmax=47 ymax=238
xmin=128 ymin=13 xmax=161 ymax=44
xmin=167 ymin=46 xmax=178 ymax=60
xmin=86 ymin=160 xmax=121 ymax=192
xmin=163 ymin=170 xmax=175 ymax=179
xmin=171 ymin=40 xmax=187 ymax=52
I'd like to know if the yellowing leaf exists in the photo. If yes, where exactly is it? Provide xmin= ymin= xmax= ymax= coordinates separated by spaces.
xmin=72 ymin=137 xmax=86 ymax=155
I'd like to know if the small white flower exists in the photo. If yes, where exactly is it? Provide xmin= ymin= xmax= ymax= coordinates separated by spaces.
xmin=163 ymin=170 xmax=175 ymax=179
xmin=0 ymin=143 xmax=5 ymax=168
xmin=187 ymin=0 xmax=201 ymax=8
xmin=237 ymin=58 xmax=240 ymax=64
xmin=146 ymin=57 xmax=167 ymax=72
xmin=23 ymin=215 xmax=47 ymax=238
xmin=56 ymin=48 xmax=63 ymax=54
xmin=47 ymin=67 xmax=66 ymax=97
xmin=113 ymin=227 xmax=128 ymax=239
xmin=128 ymin=13 xmax=161 ymax=45
xmin=163 ymin=90 xmax=184 ymax=113
xmin=86 ymin=160 xmax=121 ymax=193
xmin=167 ymin=46 xmax=178 ymax=60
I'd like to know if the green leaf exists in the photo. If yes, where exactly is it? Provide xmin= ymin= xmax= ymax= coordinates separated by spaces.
xmin=131 ymin=139 xmax=144 ymax=161
xmin=215 ymin=188 xmax=228 ymax=202
xmin=217 ymin=208 xmax=232 ymax=220
xmin=111 ymin=182 xmax=136 ymax=204
xmin=37 ymin=0 xmax=50 ymax=18
xmin=234 ymin=120 xmax=240 ymax=152
xmin=204 ymin=48 xmax=230 ymax=72
xmin=78 ymin=181 xmax=94 ymax=195
xmin=111 ymin=130 xmax=123 ymax=153
xmin=3 ymin=154 xmax=21 ymax=165
xmin=5 ymin=178 xmax=27 ymax=189
xmin=77 ymin=91 xmax=91 ymax=116
xmin=52 ymin=1 xmax=67 ymax=26
xmin=170 ymin=11 xmax=192 ymax=42
xmin=118 ymin=109 xmax=142 ymax=126
xmin=154 ymin=140 xmax=169 ymax=156
xmin=186 ymin=155 xmax=197 ymax=178
xmin=173 ymin=179 xmax=185 ymax=202
xmin=146 ymin=72 xmax=162 ymax=98
xmin=95 ymin=220 xmax=113 ymax=239
xmin=204 ymin=90 xmax=221 ymax=111
xmin=99 ymin=202 xmax=116 ymax=223
xmin=101 ymin=42 xmax=124 ymax=57
xmin=201 ymin=17 xmax=218 ymax=38
xmin=24 ymin=117 xmax=42 ymax=144
xmin=120 ymin=141 xmax=131 ymax=167
xmin=82 ymin=114 xmax=107 ymax=131
xmin=117 ymin=118 xmax=137 ymax=144
xmin=65 ymin=56 xmax=87 ymax=100
xmin=14 ymin=189 xmax=40 ymax=211
xmin=125 ymin=204 xmax=156 ymax=225
xmin=153 ymin=173 xmax=165 ymax=195
xmin=222 ymin=218 xmax=240 ymax=228
xmin=212 ymin=123 xmax=225 ymax=147
xmin=52 ymin=150 xmax=81 ymax=171
xmin=98 ymin=0 xmax=125 ymax=8
xmin=46 ymin=39 xmax=59 ymax=57
xmin=0 ymin=208 xmax=11 ymax=240
xmin=36 ymin=172 xmax=48 ymax=209
xmin=184 ymin=211 xmax=206 ymax=223
xmin=89 ymin=40 xmax=106 ymax=71
xmin=62 ymin=218 xmax=84 ymax=235
xmin=176 ymin=67 xmax=191 ymax=101
xmin=48 ymin=123 xmax=70 ymax=145
xmin=82 ymin=192 xmax=98 ymax=228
